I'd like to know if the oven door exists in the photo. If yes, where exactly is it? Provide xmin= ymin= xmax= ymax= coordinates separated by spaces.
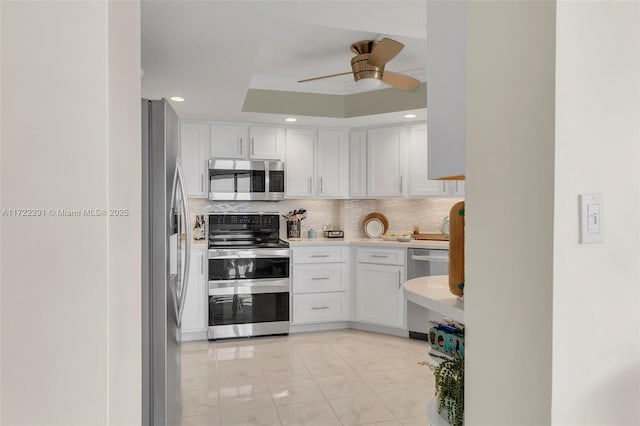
xmin=208 ymin=248 xmax=289 ymax=281
xmin=207 ymin=248 xmax=290 ymax=339
xmin=208 ymin=280 xmax=289 ymax=339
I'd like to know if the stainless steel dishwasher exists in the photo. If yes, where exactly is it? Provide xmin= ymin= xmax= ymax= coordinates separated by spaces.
xmin=406 ymin=248 xmax=449 ymax=340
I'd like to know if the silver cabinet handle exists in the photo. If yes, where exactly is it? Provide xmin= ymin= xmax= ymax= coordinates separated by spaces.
xmin=239 ymin=137 xmax=243 ymax=156
xmin=200 ymin=174 xmax=204 ymax=192
xmin=320 ymin=176 xmax=323 ymax=194
xmin=311 ymin=276 xmax=330 ymax=281
xmin=308 ymin=176 xmax=312 ymax=193
xmin=311 ymin=254 xmax=330 ymax=258
xmin=201 ymin=253 xmax=204 ymax=275
xmin=400 ymin=175 xmax=403 ymax=193
xmin=311 ymin=306 xmax=330 ymax=310
xmin=370 ymin=254 xmax=388 ymax=258
xmin=398 ymin=270 xmax=402 ymax=289
xmin=251 ymin=138 xmax=255 ymax=155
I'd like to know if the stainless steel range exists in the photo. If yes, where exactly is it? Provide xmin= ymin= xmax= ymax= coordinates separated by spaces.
xmin=207 ymin=213 xmax=290 ymax=340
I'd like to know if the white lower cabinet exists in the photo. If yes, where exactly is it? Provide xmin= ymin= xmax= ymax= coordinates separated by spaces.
xmin=291 ymin=246 xmax=349 ymax=325
xmin=181 ymin=247 xmax=208 ymax=340
xmin=355 ymin=247 xmax=406 ymax=329
xmin=293 ymin=293 xmax=349 ymax=324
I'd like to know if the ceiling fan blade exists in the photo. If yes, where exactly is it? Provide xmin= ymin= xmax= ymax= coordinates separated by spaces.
xmin=381 ymin=71 xmax=421 ymax=90
xmin=368 ymin=38 xmax=404 ymax=67
xmin=298 ymin=72 xmax=353 ymax=83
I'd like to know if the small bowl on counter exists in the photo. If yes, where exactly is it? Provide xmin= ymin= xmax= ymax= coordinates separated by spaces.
xmin=396 ymin=235 xmax=412 ymax=242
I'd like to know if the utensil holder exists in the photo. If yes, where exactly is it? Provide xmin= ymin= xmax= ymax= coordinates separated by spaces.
xmin=287 ymin=220 xmax=301 ymax=239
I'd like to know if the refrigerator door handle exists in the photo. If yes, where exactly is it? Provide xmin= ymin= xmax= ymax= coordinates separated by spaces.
xmin=176 ymin=160 xmax=191 ymax=327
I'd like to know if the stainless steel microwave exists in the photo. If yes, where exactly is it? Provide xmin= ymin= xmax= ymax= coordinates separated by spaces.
xmin=208 ymin=159 xmax=285 ymax=201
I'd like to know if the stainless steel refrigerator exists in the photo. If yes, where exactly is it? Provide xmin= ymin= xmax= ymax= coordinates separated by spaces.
xmin=142 ymin=98 xmax=191 ymax=426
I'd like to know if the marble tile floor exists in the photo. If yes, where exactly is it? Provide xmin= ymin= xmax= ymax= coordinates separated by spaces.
xmin=180 ymin=329 xmax=434 ymax=426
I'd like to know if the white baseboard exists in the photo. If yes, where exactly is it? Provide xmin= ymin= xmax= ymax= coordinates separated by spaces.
xmin=180 ymin=330 xmax=208 ymax=342
xmin=290 ymin=322 xmax=350 ymax=334
xmin=181 ymin=322 xmax=408 ymax=341
xmin=349 ymin=321 xmax=409 ymax=338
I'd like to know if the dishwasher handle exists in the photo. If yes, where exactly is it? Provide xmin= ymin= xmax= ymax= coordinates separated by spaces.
xmin=411 ymin=254 xmax=449 ymax=263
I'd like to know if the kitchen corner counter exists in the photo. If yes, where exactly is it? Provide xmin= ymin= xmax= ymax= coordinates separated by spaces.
xmin=285 ymin=237 xmax=449 ymax=250
xmin=403 ymin=275 xmax=464 ymax=322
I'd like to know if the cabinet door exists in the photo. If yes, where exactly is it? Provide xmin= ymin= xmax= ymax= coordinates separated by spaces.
xmin=408 ymin=124 xmax=447 ymax=197
xmin=355 ymin=263 xmax=405 ymax=328
xmin=249 ymin=126 xmax=283 ymax=160
xmin=180 ymin=122 xmax=209 ymax=197
xmin=210 ymin=124 xmax=247 ymax=158
xmin=426 ymin=1 xmax=466 ymax=179
xmin=316 ymin=129 xmax=349 ymax=198
xmin=182 ymin=250 xmax=207 ymax=335
xmin=349 ymin=130 xmax=367 ymax=197
xmin=285 ymin=128 xmax=316 ymax=197
xmin=444 ymin=180 xmax=465 ymax=197
xmin=367 ymin=127 xmax=405 ymax=197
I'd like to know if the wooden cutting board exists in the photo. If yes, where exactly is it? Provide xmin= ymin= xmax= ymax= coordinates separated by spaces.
xmin=412 ymin=233 xmax=450 ymax=241
xmin=448 ymin=201 xmax=465 ymax=296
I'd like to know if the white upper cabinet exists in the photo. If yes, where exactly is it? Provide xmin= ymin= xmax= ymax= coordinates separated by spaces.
xmin=180 ymin=121 xmax=209 ymax=198
xmin=210 ymin=124 xmax=247 ymax=158
xmin=285 ymin=128 xmax=316 ymax=197
xmin=210 ymin=124 xmax=283 ymax=160
xmin=316 ymin=129 xmax=349 ymax=198
xmin=408 ymin=124 xmax=448 ymax=197
xmin=285 ymin=128 xmax=348 ymax=199
xmin=249 ymin=126 xmax=283 ymax=160
xmin=367 ymin=126 xmax=406 ymax=198
xmin=426 ymin=1 xmax=466 ymax=179
xmin=349 ymin=130 xmax=367 ymax=198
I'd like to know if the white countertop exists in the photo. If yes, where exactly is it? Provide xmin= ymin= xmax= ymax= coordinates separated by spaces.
xmin=191 ymin=237 xmax=449 ymax=250
xmin=285 ymin=237 xmax=449 ymax=250
xmin=403 ymin=275 xmax=464 ymax=322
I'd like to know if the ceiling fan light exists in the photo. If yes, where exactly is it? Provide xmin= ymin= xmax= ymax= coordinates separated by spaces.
xmin=355 ymin=77 xmax=382 ymax=91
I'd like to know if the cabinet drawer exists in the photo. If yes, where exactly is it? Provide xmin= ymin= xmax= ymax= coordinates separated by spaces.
xmin=293 ymin=293 xmax=348 ymax=324
xmin=293 ymin=246 xmax=348 ymax=264
xmin=293 ymin=263 xmax=347 ymax=294
xmin=356 ymin=247 xmax=405 ymax=266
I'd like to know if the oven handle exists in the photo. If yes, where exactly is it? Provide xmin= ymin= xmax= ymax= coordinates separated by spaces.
xmin=411 ymin=254 xmax=449 ymax=262
xmin=209 ymin=282 xmax=290 ymax=296
xmin=208 ymin=249 xmax=290 ymax=259
xmin=209 ymin=278 xmax=289 ymax=288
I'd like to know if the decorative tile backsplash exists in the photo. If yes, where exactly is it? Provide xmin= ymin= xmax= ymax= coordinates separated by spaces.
xmin=188 ymin=197 xmax=463 ymax=240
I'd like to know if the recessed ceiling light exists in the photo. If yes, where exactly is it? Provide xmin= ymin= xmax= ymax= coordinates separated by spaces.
xmin=170 ymin=96 xmax=184 ymax=102
xmin=404 ymin=114 xmax=417 ymax=119
xmin=285 ymin=117 xmax=297 ymax=122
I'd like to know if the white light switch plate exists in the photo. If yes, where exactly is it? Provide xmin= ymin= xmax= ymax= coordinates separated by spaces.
xmin=580 ymin=194 xmax=603 ymax=244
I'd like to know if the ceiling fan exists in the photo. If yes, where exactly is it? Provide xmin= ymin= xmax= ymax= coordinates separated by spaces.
xmin=298 ymin=38 xmax=420 ymax=91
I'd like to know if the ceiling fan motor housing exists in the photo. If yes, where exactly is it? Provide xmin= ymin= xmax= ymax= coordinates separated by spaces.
xmin=350 ymin=53 xmax=384 ymax=82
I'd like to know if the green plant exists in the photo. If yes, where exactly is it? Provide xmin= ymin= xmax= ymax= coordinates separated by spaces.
xmin=432 ymin=356 xmax=464 ymax=426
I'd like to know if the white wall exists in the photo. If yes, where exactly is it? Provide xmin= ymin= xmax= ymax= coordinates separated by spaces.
xmin=464 ymin=1 xmax=557 ymax=424
xmin=552 ymin=2 xmax=640 ymax=425
xmin=0 ymin=1 xmax=141 ymax=424
xmin=107 ymin=1 xmax=142 ymax=424
xmin=465 ymin=1 xmax=640 ymax=425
